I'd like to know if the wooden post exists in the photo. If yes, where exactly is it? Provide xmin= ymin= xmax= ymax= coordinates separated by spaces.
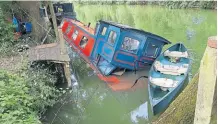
xmin=194 ymin=36 xmax=217 ymax=124
xmin=58 ymin=28 xmax=68 ymax=55
xmin=49 ymin=1 xmax=66 ymax=55
xmin=48 ymin=2 xmax=71 ymax=87
xmin=63 ymin=61 xmax=71 ymax=88
xmin=49 ymin=1 xmax=59 ymax=42
xmin=58 ymin=28 xmax=71 ymax=87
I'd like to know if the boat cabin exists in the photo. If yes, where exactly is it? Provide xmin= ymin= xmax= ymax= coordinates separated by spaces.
xmin=61 ymin=18 xmax=95 ymax=58
xmin=61 ymin=18 xmax=171 ymax=76
xmin=91 ymin=20 xmax=171 ymax=75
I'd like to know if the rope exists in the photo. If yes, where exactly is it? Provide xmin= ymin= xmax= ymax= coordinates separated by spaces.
xmin=134 ymin=59 xmax=150 ymax=74
xmin=132 ymin=76 xmax=148 ymax=88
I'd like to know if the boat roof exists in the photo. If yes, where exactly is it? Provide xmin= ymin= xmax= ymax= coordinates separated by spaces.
xmin=64 ymin=18 xmax=95 ymax=35
xmin=99 ymin=20 xmax=171 ymax=44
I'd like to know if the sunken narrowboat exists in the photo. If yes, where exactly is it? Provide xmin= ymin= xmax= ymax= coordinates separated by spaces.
xmin=61 ymin=18 xmax=171 ymax=90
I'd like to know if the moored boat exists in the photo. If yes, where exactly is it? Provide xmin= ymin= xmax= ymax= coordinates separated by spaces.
xmin=60 ymin=18 xmax=171 ymax=91
xmin=148 ymin=43 xmax=191 ymax=114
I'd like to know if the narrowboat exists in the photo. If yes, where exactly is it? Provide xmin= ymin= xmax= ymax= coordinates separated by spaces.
xmin=60 ymin=18 xmax=171 ymax=91
xmin=148 ymin=43 xmax=191 ymax=114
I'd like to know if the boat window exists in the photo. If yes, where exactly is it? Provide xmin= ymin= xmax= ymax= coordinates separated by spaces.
xmin=145 ymin=43 xmax=159 ymax=57
xmin=79 ymin=36 xmax=88 ymax=49
xmin=108 ymin=31 xmax=117 ymax=45
xmin=94 ymin=22 xmax=100 ymax=35
xmin=121 ymin=37 xmax=140 ymax=53
xmin=72 ymin=30 xmax=78 ymax=40
xmin=66 ymin=25 xmax=72 ymax=33
xmin=101 ymin=27 xmax=107 ymax=35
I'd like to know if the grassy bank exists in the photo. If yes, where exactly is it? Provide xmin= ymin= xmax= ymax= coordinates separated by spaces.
xmin=74 ymin=4 xmax=216 ymax=75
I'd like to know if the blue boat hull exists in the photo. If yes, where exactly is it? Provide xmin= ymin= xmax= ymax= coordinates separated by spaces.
xmin=148 ymin=43 xmax=191 ymax=115
xmin=149 ymin=76 xmax=189 ymax=115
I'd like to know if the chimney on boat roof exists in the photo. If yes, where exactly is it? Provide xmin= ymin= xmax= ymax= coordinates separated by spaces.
xmin=87 ymin=22 xmax=91 ymax=28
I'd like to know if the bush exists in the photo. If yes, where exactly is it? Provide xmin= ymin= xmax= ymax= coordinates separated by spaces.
xmin=21 ymin=63 xmax=61 ymax=115
xmin=0 ymin=5 xmax=17 ymax=56
xmin=0 ymin=65 xmax=61 ymax=124
xmin=0 ymin=70 xmax=40 ymax=124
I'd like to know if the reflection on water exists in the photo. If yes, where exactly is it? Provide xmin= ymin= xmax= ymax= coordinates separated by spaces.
xmin=130 ymin=102 xmax=148 ymax=124
xmin=192 ymin=16 xmax=205 ymax=25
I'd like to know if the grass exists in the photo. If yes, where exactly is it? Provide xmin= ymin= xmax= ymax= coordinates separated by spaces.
xmin=73 ymin=4 xmax=217 ymax=75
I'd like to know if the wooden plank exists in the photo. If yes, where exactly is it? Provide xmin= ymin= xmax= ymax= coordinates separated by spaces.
xmin=28 ymin=43 xmax=70 ymax=62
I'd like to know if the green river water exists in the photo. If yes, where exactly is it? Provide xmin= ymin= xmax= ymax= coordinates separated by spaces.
xmin=42 ymin=4 xmax=216 ymax=124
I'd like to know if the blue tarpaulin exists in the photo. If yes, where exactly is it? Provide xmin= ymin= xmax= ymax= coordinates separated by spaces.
xmin=12 ymin=17 xmax=19 ymax=32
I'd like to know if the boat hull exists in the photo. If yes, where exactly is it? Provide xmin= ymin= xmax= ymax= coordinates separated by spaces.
xmin=149 ymin=76 xmax=189 ymax=115
xmin=148 ymin=43 xmax=191 ymax=115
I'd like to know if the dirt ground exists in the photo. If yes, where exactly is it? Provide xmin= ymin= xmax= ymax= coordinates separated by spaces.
xmin=0 ymin=53 xmax=28 ymax=73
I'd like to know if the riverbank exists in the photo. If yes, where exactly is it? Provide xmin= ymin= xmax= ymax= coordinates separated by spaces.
xmin=0 ymin=53 xmax=65 ymax=124
xmin=0 ymin=3 xmax=63 ymax=123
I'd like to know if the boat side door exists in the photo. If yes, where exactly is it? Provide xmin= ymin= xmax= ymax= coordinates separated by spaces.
xmin=96 ymin=25 xmax=120 ymax=62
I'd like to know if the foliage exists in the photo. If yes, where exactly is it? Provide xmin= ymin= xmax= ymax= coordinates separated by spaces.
xmin=0 ymin=6 xmax=16 ymax=57
xmin=0 ymin=70 xmax=40 ymax=124
xmin=20 ymin=63 xmax=61 ymax=115
xmin=73 ymin=1 xmax=217 ymax=9
xmin=0 ymin=63 xmax=62 ymax=124
xmin=148 ymin=1 xmax=217 ymax=9
xmin=0 ymin=2 xmax=33 ymax=57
